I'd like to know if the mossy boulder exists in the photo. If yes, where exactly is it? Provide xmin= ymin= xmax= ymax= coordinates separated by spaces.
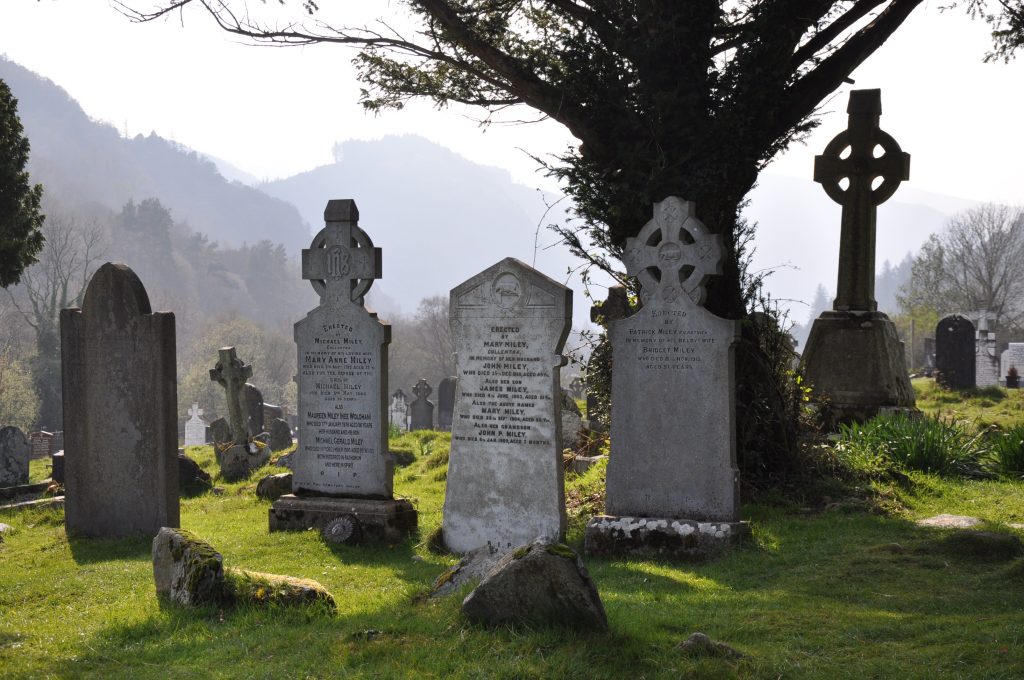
xmin=461 ymin=541 xmax=608 ymax=631
xmin=152 ymin=527 xmax=225 ymax=606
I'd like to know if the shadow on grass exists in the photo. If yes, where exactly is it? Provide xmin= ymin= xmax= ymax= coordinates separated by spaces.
xmin=68 ymin=534 xmax=153 ymax=565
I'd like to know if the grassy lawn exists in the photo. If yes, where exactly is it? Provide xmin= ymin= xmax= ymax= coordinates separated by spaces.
xmin=3 ymin=428 xmax=1024 ymax=678
xmin=914 ymin=377 xmax=1024 ymax=429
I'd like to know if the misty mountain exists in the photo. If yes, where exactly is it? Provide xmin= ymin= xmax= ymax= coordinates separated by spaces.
xmin=0 ymin=56 xmax=310 ymax=252
xmin=262 ymin=135 xmax=588 ymax=325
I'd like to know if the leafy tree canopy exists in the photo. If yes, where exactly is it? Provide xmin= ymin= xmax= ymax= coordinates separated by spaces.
xmin=0 ymin=77 xmax=45 ymax=288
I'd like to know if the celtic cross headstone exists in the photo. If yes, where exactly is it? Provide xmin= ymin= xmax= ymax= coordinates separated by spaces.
xmin=585 ymin=197 xmax=748 ymax=558
xmin=270 ymin=199 xmax=416 ymax=541
xmin=410 ymin=378 xmax=434 ymax=431
xmin=813 ymin=88 xmax=909 ymax=312
xmin=209 ymin=347 xmax=252 ymax=447
xmin=801 ymin=89 xmax=917 ymax=422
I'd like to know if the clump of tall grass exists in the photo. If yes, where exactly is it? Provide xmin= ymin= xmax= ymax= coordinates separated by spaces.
xmin=836 ymin=413 xmax=993 ymax=477
xmin=987 ymin=423 xmax=1024 ymax=477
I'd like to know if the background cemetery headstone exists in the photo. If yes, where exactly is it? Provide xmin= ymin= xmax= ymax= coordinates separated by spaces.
xmin=437 ymin=376 xmax=457 ymax=431
xmin=268 ymin=418 xmax=293 ymax=451
xmin=410 ymin=379 xmax=435 ymax=431
xmin=935 ymin=315 xmax=976 ymax=389
xmin=585 ymin=198 xmax=748 ymax=558
xmin=209 ymin=348 xmax=269 ymax=480
xmin=60 ymin=262 xmax=179 ymax=538
xmin=29 ymin=431 xmax=53 ymax=459
xmin=183 ymin=403 xmax=207 ymax=447
xmin=0 ymin=426 xmax=30 ymax=487
xmin=389 ymin=389 xmax=409 ymax=432
xmin=443 ymin=257 xmax=571 ymax=554
xmin=973 ymin=312 xmax=999 ymax=388
xmin=269 ymin=199 xmax=416 ymax=540
xmin=799 ymin=89 xmax=915 ymax=422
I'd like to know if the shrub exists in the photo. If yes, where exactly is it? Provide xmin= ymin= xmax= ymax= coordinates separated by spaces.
xmin=988 ymin=423 xmax=1024 ymax=477
xmin=837 ymin=413 xmax=992 ymax=477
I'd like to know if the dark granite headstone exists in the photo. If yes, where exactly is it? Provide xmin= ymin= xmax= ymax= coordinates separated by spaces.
xmin=268 ymin=418 xmax=292 ymax=451
xmin=60 ymin=262 xmax=179 ymax=538
xmin=210 ymin=418 xmax=231 ymax=448
xmin=437 ymin=377 xmax=457 ymax=431
xmin=243 ymin=383 xmax=265 ymax=437
xmin=410 ymin=379 xmax=434 ymax=431
xmin=29 ymin=431 xmax=53 ymax=459
xmin=935 ymin=315 xmax=976 ymax=389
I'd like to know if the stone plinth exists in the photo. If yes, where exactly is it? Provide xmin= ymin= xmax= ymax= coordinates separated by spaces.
xmin=442 ymin=258 xmax=571 ymax=555
xmin=584 ymin=515 xmax=750 ymax=560
xmin=269 ymin=494 xmax=416 ymax=542
xmin=801 ymin=310 xmax=916 ymax=423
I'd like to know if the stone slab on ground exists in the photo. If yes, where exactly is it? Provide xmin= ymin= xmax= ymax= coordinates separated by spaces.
xmin=268 ymin=494 xmax=417 ymax=542
xmin=0 ymin=480 xmax=52 ymax=502
xmin=916 ymin=514 xmax=982 ymax=528
xmin=256 ymin=472 xmax=293 ymax=501
xmin=152 ymin=527 xmax=224 ymax=606
xmin=432 ymin=545 xmax=503 ymax=598
xmin=569 ymin=455 xmax=605 ymax=476
xmin=0 ymin=496 xmax=64 ymax=512
xmin=461 ymin=541 xmax=608 ymax=631
xmin=225 ymin=568 xmax=335 ymax=609
xmin=584 ymin=515 xmax=751 ymax=560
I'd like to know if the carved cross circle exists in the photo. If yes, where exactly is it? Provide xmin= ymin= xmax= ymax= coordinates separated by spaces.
xmin=413 ymin=379 xmax=432 ymax=399
xmin=622 ymin=197 xmax=724 ymax=306
xmin=815 ymin=128 xmax=909 ymax=207
xmin=304 ymin=222 xmax=379 ymax=307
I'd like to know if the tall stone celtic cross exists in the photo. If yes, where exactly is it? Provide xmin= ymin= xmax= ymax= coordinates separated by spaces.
xmin=622 ymin=196 xmax=724 ymax=306
xmin=302 ymin=199 xmax=382 ymax=308
xmin=188 ymin=403 xmax=203 ymax=420
xmin=209 ymin=346 xmax=252 ymax=446
xmin=814 ymin=89 xmax=910 ymax=312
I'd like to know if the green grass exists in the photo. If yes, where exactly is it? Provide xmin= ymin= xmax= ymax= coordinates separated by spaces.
xmin=914 ymin=377 xmax=1024 ymax=429
xmin=3 ymin=432 xmax=1024 ymax=678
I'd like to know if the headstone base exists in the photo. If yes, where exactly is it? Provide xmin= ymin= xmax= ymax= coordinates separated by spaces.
xmin=269 ymin=494 xmax=417 ymax=543
xmin=584 ymin=515 xmax=750 ymax=560
xmin=801 ymin=310 xmax=915 ymax=424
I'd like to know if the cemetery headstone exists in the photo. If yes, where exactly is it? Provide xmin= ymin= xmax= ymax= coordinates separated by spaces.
xmin=410 ymin=379 xmax=435 ymax=431
xmin=560 ymin=389 xmax=584 ymax=450
xmin=29 ymin=431 xmax=53 ymax=459
xmin=935 ymin=315 xmax=976 ymax=389
xmin=443 ymin=257 xmax=571 ymax=554
xmin=263 ymin=402 xmax=285 ymax=427
xmin=209 ymin=418 xmax=231 ymax=448
xmin=243 ymin=383 xmax=265 ymax=437
xmin=52 ymin=431 xmax=64 ymax=453
xmin=568 ymin=376 xmax=584 ymax=400
xmin=269 ymin=199 xmax=416 ymax=541
xmin=974 ymin=312 xmax=999 ymax=387
xmin=184 ymin=403 xmax=207 ymax=447
xmin=389 ymin=389 xmax=409 ymax=432
xmin=800 ymin=89 xmax=915 ymax=422
xmin=268 ymin=418 xmax=293 ymax=451
xmin=0 ymin=426 xmax=30 ymax=487
xmin=923 ymin=337 xmax=936 ymax=372
xmin=209 ymin=348 xmax=269 ymax=480
xmin=60 ymin=262 xmax=179 ymax=538
xmin=584 ymin=198 xmax=749 ymax=559
xmin=437 ymin=376 xmax=457 ymax=431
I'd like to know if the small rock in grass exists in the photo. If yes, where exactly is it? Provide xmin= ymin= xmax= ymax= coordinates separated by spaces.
xmin=917 ymin=514 xmax=982 ymax=528
xmin=256 ymin=472 xmax=292 ymax=501
xmin=678 ymin=632 xmax=743 ymax=659
xmin=461 ymin=541 xmax=608 ymax=631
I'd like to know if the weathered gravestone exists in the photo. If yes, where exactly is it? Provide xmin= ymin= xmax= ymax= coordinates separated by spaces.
xmin=209 ymin=348 xmax=270 ymax=480
xmin=800 ymin=89 xmax=916 ymax=423
xmin=184 ymin=403 xmax=207 ymax=447
xmin=269 ymin=199 xmax=416 ymax=541
xmin=389 ymin=389 xmax=409 ymax=432
xmin=243 ymin=383 xmax=265 ymax=437
xmin=0 ymin=426 xmax=30 ymax=487
xmin=29 ymin=431 xmax=53 ymax=459
xmin=410 ymin=379 xmax=435 ymax=431
xmin=60 ymin=262 xmax=179 ymax=538
xmin=437 ymin=376 xmax=457 ymax=431
xmin=974 ymin=312 xmax=999 ymax=387
xmin=1008 ymin=343 xmax=1024 ymax=377
xmin=584 ymin=198 xmax=749 ymax=559
xmin=443 ymin=257 xmax=571 ymax=554
xmin=268 ymin=418 xmax=293 ymax=451
xmin=935 ymin=315 xmax=976 ymax=389
xmin=567 ymin=376 xmax=584 ymax=400
xmin=209 ymin=417 xmax=231 ymax=448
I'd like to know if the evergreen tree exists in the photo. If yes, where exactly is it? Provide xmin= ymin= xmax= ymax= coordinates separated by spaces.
xmin=0 ymin=77 xmax=45 ymax=287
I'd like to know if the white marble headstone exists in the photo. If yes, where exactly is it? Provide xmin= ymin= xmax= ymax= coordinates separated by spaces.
xmin=442 ymin=258 xmax=571 ymax=554
xmin=606 ymin=197 xmax=741 ymax=522
xmin=184 ymin=403 xmax=207 ymax=447
xmin=292 ymin=200 xmax=392 ymax=498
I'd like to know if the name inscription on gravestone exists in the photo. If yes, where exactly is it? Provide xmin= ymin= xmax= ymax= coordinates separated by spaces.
xmin=443 ymin=258 xmax=571 ymax=554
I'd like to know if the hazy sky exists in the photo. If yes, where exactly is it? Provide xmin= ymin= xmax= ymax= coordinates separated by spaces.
xmin=1 ymin=1 xmax=1021 ymax=206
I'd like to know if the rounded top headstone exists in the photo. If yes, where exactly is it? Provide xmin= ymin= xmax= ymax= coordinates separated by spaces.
xmin=81 ymin=262 xmax=153 ymax=325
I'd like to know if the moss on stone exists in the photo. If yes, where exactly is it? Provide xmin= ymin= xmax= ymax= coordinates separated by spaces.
xmin=224 ymin=568 xmax=335 ymax=610
xmin=513 ymin=545 xmax=532 ymax=560
xmin=544 ymin=543 xmax=576 ymax=560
